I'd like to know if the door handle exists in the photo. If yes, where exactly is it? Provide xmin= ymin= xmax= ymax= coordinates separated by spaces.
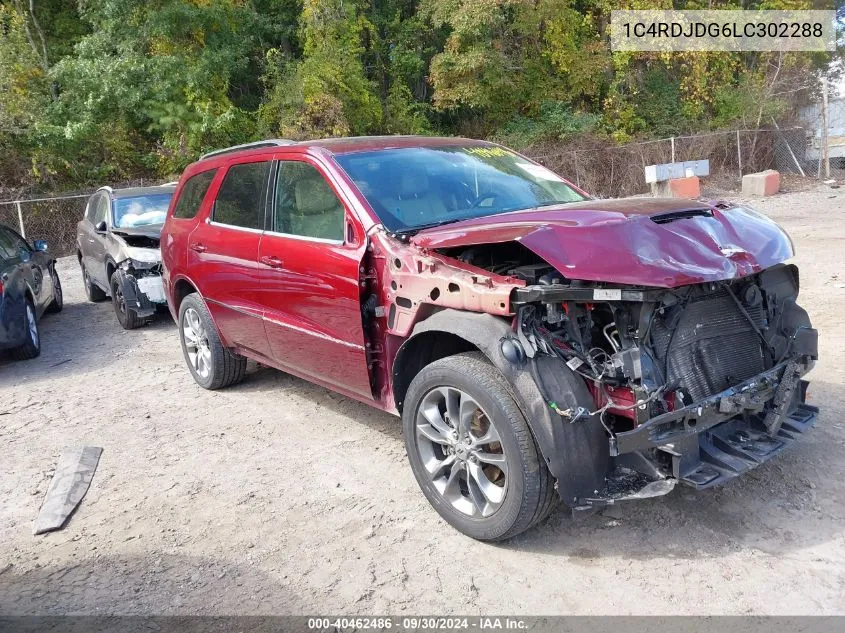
xmin=259 ymin=255 xmax=284 ymax=269
xmin=190 ymin=242 xmax=208 ymax=253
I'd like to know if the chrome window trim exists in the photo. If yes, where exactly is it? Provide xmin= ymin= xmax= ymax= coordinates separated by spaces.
xmin=262 ymin=229 xmax=343 ymax=246
xmin=207 ymin=219 xmax=264 ymax=235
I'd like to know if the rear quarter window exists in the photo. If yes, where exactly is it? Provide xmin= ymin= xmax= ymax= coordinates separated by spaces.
xmin=173 ymin=169 xmax=218 ymax=220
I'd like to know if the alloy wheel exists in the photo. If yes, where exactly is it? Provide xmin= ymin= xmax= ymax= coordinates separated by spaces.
xmin=53 ymin=274 xmax=62 ymax=305
xmin=414 ymin=386 xmax=508 ymax=518
xmin=26 ymin=304 xmax=39 ymax=348
xmin=183 ymin=307 xmax=212 ymax=379
xmin=113 ymin=282 xmax=126 ymax=315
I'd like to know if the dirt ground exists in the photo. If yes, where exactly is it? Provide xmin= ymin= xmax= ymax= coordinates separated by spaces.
xmin=1 ymin=185 xmax=844 ymax=616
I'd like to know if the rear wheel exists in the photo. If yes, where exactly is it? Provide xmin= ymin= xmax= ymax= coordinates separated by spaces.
xmin=110 ymin=271 xmax=144 ymax=330
xmin=10 ymin=300 xmax=41 ymax=360
xmin=82 ymin=264 xmax=107 ymax=302
xmin=402 ymin=353 xmax=556 ymax=541
xmin=178 ymin=293 xmax=246 ymax=390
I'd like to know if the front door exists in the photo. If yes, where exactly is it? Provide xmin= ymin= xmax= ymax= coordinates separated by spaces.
xmin=0 ymin=227 xmax=51 ymax=314
xmin=188 ymin=158 xmax=272 ymax=356
xmin=258 ymin=157 xmax=372 ymax=399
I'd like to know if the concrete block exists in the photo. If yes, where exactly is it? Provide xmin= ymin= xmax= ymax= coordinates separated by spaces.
xmin=652 ymin=176 xmax=700 ymax=198
xmin=742 ymin=170 xmax=780 ymax=196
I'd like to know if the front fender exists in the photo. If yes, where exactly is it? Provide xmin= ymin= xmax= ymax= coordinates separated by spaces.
xmin=395 ymin=309 xmax=609 ymax=505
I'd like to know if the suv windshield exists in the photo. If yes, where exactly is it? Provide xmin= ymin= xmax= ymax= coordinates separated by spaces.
xmin=334 ymin=145 xmax=587 ymax=232
xmin=113 ymin=194 xmax=172 ymax=228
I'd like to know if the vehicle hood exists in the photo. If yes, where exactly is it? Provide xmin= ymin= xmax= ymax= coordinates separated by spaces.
xmin=111 ymin=224 xmax=163 ymax=241
xmin=411 ymin=198 xmax=794 ymax=288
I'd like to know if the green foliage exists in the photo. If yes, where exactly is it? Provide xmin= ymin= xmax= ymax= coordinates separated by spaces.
xmin=496 ymin=102 xmax=599 ymax=149
xmin=0 ymin=0 xmax=835 ymax=192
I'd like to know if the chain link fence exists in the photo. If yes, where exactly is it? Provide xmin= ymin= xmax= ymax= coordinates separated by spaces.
xmin=529 ymin=126 xmax=838 ymax=198
xmin=1 ymin=126 xmax=838 ymax=256
xmin=0 ymin=194 xmax=90 ymax=257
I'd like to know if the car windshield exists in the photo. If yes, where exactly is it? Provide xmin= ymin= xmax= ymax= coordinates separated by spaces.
xmin=334 ymin=145 xmax=587 ymax=233
xmin=113 ymin=194 xmax=172 ymax=228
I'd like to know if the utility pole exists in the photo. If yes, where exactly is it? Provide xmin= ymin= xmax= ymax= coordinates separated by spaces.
xmin=821 ymin=76 xmax=830 ymax=180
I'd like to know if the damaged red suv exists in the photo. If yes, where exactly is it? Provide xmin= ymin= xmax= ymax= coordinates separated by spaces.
xmin=161 ymin=137 xmax=818 ymax=540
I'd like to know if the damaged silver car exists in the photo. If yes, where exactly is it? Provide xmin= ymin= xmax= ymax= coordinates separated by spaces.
xmin=76 ymin=185 xmax=174 ymax=329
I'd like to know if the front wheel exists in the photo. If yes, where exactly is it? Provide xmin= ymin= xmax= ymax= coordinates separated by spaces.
xmin=9 ymin=300 xmax=41 ymax=360
xmin=46 ymin=268 xmax=63 ymax=313
xmin=178 ymin=293 xmax=246 ymax=390
xmin=110 ymin=271 xmax=144 ymax=330
xmin=402 ymin=353 xmax=556 ymax=541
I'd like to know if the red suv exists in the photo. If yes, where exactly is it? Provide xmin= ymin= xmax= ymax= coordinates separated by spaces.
xmin=162 ymin=136 xmax=818 ymax=540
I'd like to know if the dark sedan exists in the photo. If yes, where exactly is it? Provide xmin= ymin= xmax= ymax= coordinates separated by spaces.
xmin=0 ymin=224 xmax=62 ymax=360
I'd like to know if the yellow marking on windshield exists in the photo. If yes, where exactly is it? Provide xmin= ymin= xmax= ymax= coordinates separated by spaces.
xmin=465 ymin=147 xmax=510 ymax=158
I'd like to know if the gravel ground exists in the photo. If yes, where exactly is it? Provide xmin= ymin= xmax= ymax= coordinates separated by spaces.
xmin=1 ymin=185 xmax=844 ymax=615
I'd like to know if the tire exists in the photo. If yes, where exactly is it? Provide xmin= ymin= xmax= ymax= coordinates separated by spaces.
xmin=110 ymin=271 xmax=146 ymax=330
xmin=178 ymin=293 xmax=246 ymax=390
xmin=402 ymin=352 xmax=556 ymax=541
xmin=10 ymin=299 xmax=41 ymax=360
xmin=46 ymin=267 xmax=63 ymax=314
xmin=82 ymin=263 xmax=107 ymax=302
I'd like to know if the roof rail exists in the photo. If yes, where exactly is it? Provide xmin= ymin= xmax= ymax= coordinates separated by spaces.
xmin=200 ymin=139 xmax=296 ymax=161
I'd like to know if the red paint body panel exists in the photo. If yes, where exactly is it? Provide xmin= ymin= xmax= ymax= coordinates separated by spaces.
xmin=258 ymin=231 xmax=372 ymax=398
xmin=162 ymin=136 xmax=798 ymax=415
xmin=412 ymin=198 xmax=794 ymax=288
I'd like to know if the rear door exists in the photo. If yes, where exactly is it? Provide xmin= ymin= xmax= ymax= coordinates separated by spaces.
xmin=187 ymin=158 xmax=272 ymax=356
xmin=162 ymin=168 xmax=219 ymax=306
xmin=258 ymin=155 xmax=372 ymax=398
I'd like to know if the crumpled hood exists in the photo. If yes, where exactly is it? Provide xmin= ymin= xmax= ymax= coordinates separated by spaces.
xmin=112 ymin=224 xmax=163 ymax=240
xmin=411 ymin=198 xmax=794 ymax=288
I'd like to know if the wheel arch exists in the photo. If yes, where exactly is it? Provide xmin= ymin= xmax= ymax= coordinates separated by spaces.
xmin=393 ymin=308 xmax=609 ymax=506
xmin=105 ymin=257 xmax=118 ymax=283
xmin=172 ymin=277 xmax=199 ymax=312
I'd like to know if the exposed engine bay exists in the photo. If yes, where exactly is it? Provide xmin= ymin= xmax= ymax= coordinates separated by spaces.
xmin=441 ymin=242 xmax=819 ymax=505
xmin=112 ymin=231 xmax=167 ymax=317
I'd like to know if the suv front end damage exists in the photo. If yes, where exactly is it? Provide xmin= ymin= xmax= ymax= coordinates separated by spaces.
xmin=508 ymin=263 xmax=818 ymax=506
xmin=384 ymin=198 xmax=820 ymax=509
xmin=114 ymin=258 xmax=166 ymax=319
xmin=111 ymin=230 xmax=167 ymax=319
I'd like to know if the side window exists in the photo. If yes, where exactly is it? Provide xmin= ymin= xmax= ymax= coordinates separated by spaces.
xmin=173 ymin=169 xmax=217 ymax=219
xmin=4 ymin=227 xmax=31 ymax=254
xmin=0 ymin=228 xmax=18 ymax=260
xmin=274 ymin=161 xmax=345 ymax=241
xmin=84 ymin=195 xmax=97 ymax=222
xmin=213 ymin=161 xmax=271 ymax=230
xmin=89 ymin=194 xmax=108 ymax=226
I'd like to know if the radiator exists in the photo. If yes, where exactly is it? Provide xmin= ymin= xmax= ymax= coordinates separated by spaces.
xmin=650 ymin=289 xmax=767 ymax=402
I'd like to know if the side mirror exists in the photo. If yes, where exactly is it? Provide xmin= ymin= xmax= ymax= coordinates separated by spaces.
xmin=95 ymin=220 xmax=107 ymax=233
xmin=33 ymin=239 xmax=48 ymax=252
